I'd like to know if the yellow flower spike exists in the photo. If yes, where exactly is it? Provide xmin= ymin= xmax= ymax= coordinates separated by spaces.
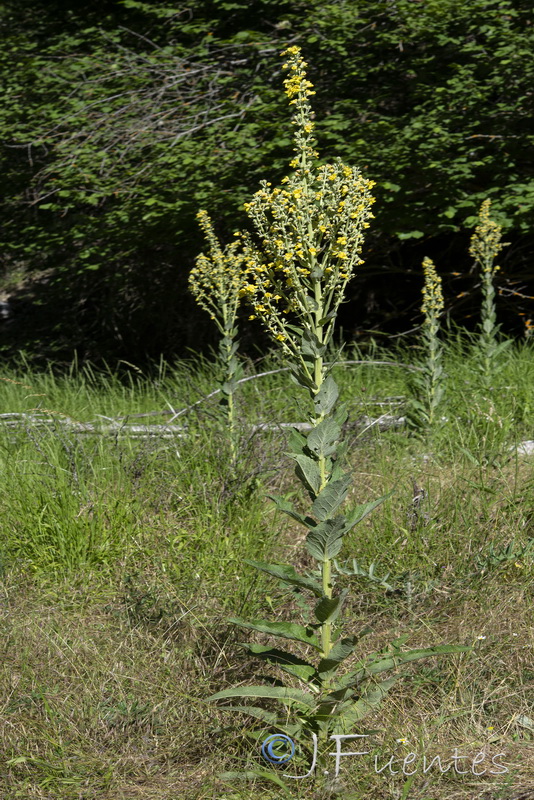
xmin=469 ymin=199 xmax=509 ymax=381
xmin=227 ymin=49 xmax=375 ymax=366
xmin=411 ymin=256 xmax=446 ymax=430
xmin=469 ymin=199 xmax=505 ymax=273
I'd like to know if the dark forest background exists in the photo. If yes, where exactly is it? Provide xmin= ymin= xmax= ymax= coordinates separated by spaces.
xmin=1 ymin=0 xmax=532 ymax=368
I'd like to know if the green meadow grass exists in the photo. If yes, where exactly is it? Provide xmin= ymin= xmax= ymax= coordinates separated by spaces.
xmin=0 ymin=339 xmax=532 ymax=799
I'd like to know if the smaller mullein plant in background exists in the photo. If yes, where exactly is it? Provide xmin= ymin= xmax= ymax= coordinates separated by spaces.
xmin=188 ymin=210 xmax=247 ymax=459
xmin=469 ymin=199 xmax=510 ymax=385
xmin=407 ymin=257 xmax=445 ymax=432
xmin=209 ymin=46 xmax=468 ymax=791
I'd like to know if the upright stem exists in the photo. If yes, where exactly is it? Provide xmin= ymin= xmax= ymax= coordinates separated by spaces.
xmin=224 ymin=335 xmax=236 ymax=463
xmin=426 ymin=322 xmax=441 ymax=427
xmin=218 ymin=308 xmax=237 ymax=462
xmin=481 ymin=269 xmax=497 ymax=384
xmin=311 ymin=277 xmax=333 ymax=659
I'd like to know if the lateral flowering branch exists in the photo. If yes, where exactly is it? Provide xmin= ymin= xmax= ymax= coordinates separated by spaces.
xmin=189 ymin=209 xmax=247 ymax=335
xmin=189 ymin=210 xmax=248 ymax=457
xmin=469 ymin=199 xmax=505 ymax=276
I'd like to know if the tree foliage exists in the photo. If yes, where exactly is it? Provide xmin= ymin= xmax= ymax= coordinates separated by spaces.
xmin=0 ymin=0 xmax=532 ymax=363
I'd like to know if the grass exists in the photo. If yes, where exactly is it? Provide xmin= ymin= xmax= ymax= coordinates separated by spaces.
xmin=0 ymin=337 xmax=532 ymax=799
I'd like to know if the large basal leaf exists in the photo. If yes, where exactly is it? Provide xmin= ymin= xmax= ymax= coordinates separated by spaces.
xmin=305 ymin=516 xmax=347 ymax=561
xmin=311 ymin=473 xmax=352 ymax=521
xmin=229 ymin=616 xmax=322 ymax=650
xmin=288 ymin=453 xmax=322 ymax=497
xmin=313 ymin=375 xmax=339 ymax=416
xmin=244 ymin=560 xmax=323 ymax=597
xmin=306 ymin=417 xmax=341 ymax=458
xmin=209 ymin=685 xmax=316 ymax=708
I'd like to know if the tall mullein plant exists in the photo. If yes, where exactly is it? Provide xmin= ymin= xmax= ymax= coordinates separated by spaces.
xmin=240 ymin=46 xmax=376 ymax=667
xmin=408 ymin=258 xmax=445 ymax=431
xmin=469 ymin=199 xmax=509 ymax=384
xmin=188 ymin=211 xmax=247 ymax=459
xmin=210 ymin=48 xmax=466 ymax=787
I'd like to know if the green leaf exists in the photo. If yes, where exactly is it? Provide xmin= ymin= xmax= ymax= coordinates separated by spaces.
xmin=314 ymin=589 xmax=348 ymax=624
xmin=286 ymin=426 xmax=308 ymax=455
xmin=266 ymin=494 xmax=315 ymax=528
xmin=209 ymin=685 xmax=316 ymax=708
xmin=317 ymin=630 xmax=372 ymax=679
xmin=341 ymin=675 xmax=399 ymax=724
xmin=305 ymin=516 xmax=347 ymax=561
xmin=313 ymin=376 xmax=339 ymax=416
xmin=307 ymin=418 xmax=341 ymax=458
xmin=311 ymin=473 xmax=352 ymax=521
xmin=333 ymin=558 xmax=393 ymax=591
xmin=301 ymin=329 xmax=326 ymax=358
xmin=244 ymin=561 xmax=323 ymax=597
xmin=398 ymin=230 xmax=425 ymax=240
xmin=221 ymin=380 xmax=237 ymax=395
xmin=288 ymin=453 xmax=322 ymax=497
xmin=492 ymin=339 xmax=514 ymax=356
xmin=228 ymin=617 xmax=322 ymax=650
xmin=343 ymin=491 xmax=393 ymax=532
xmin=246 ymin=644 xmax=318 ymax=682
xmin=339 ymin=643 xmax=471 ymax=689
